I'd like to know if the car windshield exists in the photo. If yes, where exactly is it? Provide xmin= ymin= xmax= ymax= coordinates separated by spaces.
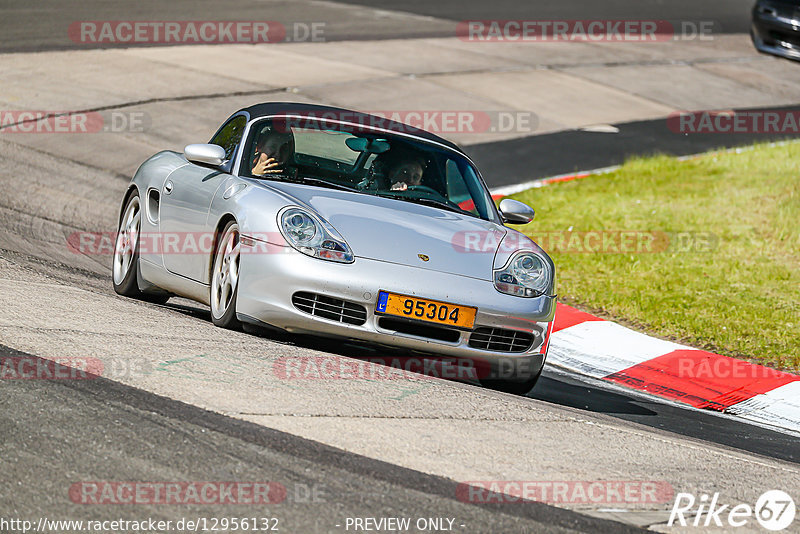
xmin=241 ymin=117 xmax=499 ymax=222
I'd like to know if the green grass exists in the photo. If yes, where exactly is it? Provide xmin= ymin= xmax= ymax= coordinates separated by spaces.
xmin=511 ymin=142 xmax=800 ymax=371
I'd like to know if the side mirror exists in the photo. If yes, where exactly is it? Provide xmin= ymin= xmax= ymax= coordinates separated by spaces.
xmin=498 ymin=198 xmax=535 ymax=224
xmin=184 ymin=144 xmax=226 ymax=166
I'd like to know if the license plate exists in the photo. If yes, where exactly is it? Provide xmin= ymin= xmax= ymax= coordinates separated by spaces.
xmin=375 ymin=291 xmax=476 ymax=329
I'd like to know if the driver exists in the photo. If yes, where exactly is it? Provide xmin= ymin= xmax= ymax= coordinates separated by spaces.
xmin=389 ymin=160 xmax=425 ymax=191
xmin=372 ymin=149 xmax=427 ymax=191
xmin=251 ymin=122 xmax=295 ymax=176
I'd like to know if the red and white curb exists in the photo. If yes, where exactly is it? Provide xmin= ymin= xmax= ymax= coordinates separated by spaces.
xmin=490 ymin=166 xmax=619 ymax=197
xmin=549 ymin=303 xmax=800 ymax=433
xmin=491 ymin=151 xmax=800 ymax=432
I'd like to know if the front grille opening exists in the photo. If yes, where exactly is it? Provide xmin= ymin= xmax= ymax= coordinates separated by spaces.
xmin=377 ymin=317 xmax=461 ymax=343
xmin=768 ymin=30 xmax=800 ymax=48
xmin=292 ymin=292 xmax=367 ymax=326
xmin=468 ymin=327 xmax=534 ymax=353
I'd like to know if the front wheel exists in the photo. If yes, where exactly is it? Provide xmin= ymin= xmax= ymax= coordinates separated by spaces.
xmin=112 ymin=191 xmax=169 ymax=304
xmin=479 ymin=364 xmax=544 ymax=395
xmin=210 ymin=220 xmax=242 ymax=330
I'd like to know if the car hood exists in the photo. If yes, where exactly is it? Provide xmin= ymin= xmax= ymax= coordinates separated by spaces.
xmin=264 ymin=181 xmax=505 ymax=280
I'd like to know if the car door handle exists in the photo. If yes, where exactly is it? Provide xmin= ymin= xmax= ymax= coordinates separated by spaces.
xmin=164 ymin=180 xmax=173 ymax=194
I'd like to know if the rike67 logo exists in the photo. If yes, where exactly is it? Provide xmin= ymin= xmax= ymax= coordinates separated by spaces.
xmin=669 ymin=490 xmax=796 ymax=531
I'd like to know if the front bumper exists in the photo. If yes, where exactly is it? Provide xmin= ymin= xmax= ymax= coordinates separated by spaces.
xmin=751 ymin=12 xmax=800 ymax=61
xmin=236 ymin=244 xmax=556 ymax=381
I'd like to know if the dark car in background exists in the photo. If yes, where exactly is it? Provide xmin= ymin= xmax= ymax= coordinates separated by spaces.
xmin=752 ymin=0 xmax=800 ymax=60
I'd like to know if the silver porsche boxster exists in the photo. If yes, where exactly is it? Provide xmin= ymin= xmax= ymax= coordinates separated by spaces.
xmin=113 ymin=103 xmax=556 ymax=393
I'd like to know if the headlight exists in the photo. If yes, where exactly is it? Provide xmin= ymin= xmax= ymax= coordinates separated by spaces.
xmin=494 ymin=252 xmax=551 ymax=297
xmin=279 ymin=207 xmax=354 ymax=263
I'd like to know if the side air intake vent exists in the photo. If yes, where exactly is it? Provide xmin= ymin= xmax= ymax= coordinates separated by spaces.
xmin=468 ymin=327 xmax=534 ymax=353
xmin=292 ymin=292 xmax=367 ymax=326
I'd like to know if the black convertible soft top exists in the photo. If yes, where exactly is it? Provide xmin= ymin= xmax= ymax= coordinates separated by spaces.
xmin=238 ymin=102 xmax=463 ymax=153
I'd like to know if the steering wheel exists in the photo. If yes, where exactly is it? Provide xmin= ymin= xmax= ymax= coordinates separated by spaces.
xmin=407 ymin=185 xmax=469 ymax=211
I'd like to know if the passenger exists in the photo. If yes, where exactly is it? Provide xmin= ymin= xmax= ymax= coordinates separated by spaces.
xmin=251 ymin=123 xmax=295 ymax=176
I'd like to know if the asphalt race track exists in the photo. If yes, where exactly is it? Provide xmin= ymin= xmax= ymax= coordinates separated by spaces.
xmin=2 ymin=0 xmax=756 ymax=52
xmin=0 ymin=346 xmax=635 ymax=534
xmin=332 ymin=0 xmax=756 ymax=34
xmin=2 ymin=1 xmax=800 ymax=533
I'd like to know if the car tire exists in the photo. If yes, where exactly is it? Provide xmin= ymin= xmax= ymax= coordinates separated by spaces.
xmin=479 ymin=364 xmax=544 ymax=396
xmin=210 ymin=220 xmax=242 ymax=330
xmin=112 ymin=191 xmax=170 ymax=304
